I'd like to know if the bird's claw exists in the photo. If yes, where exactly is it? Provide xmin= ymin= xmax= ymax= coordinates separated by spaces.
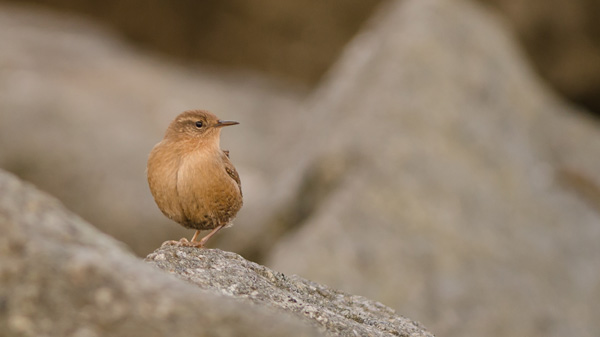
xmin=160 ymin=238 xmax=205 ymax=248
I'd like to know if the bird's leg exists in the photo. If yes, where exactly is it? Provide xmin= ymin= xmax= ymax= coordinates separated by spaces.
xmin=191 ymin=225 xmax=226 ymax=248
xmin=190 ymin=230 xmax=201 ymax=242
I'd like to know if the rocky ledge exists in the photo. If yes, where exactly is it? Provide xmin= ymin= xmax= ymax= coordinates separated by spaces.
xmin=147 ymin=246 xmax=432 ymax=337
xmin=0 ymin=169 xmax=433 ymax=337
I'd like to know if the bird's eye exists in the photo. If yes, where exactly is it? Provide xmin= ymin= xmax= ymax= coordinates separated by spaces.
xmin=195 ymin=121 xmax=203 ymax=128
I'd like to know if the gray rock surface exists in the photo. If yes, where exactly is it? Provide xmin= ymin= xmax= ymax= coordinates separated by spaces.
xmin=266 ymin=1 xmax=600 ymax=337
xmin=0 ymin=169 xmax=319 ymax=337
xmin=147 ymin=246 xmax=433 ymax=337
xmin=0 ymin=169 xmax=433 ymax=337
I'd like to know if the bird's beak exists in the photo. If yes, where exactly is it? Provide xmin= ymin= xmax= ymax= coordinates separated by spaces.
xmin=215 ymin=120 xmax=239 ymax=128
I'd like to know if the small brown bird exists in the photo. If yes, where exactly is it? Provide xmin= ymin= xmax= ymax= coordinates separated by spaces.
xmin=147 ymin=110 xmax=243 ymax=247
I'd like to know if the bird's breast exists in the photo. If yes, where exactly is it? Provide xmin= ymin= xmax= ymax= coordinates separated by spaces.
xmin=147 ymin=141 xmax=185 ymax=223
xmin=175 ymin=150 xmax=242 ymax=228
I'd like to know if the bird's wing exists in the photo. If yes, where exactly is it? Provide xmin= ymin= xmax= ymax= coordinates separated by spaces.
xmin=222 ymin=151 xmax=242 ymax=195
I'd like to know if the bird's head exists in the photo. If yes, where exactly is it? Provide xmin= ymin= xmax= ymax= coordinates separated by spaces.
xmin=164 ymin=110 xmax=239 ymax=145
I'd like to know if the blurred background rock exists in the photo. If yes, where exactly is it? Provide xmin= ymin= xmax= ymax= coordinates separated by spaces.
xmin=3 ymin=0 xmax=600 ymax=112
xmin=0 ymin=0 xmax=599 ymax=337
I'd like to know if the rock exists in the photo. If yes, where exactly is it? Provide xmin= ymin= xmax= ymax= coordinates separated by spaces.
xmin=265 ymin=0 xmax=600 ymax=336
xmin=146 ymin=246 xmax=433 ymax=337
xmin=0 ymin=169 xmax=433 ymax=337
xmin=0 ymin=169 xmax=319 ymax=337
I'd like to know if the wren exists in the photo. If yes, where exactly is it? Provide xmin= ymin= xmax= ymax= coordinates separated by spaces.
xmin=147 ymin=110 xmax=242 ymax=247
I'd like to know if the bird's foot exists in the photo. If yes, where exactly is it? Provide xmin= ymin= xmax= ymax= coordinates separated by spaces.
xmin=160 ymin=238 xmax=205 ymax=248
xmin=182 ymin=239 xmax=205 ymax=248
xmin=160 ymin=239 xmax=180 ymax=247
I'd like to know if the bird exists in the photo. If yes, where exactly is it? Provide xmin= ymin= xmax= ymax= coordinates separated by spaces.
xmin=147 ymin=110 xmax=243 ymax=248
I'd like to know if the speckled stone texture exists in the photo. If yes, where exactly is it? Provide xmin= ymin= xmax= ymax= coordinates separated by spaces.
xmin=146 ymin=246 xmax=434 ymax=337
